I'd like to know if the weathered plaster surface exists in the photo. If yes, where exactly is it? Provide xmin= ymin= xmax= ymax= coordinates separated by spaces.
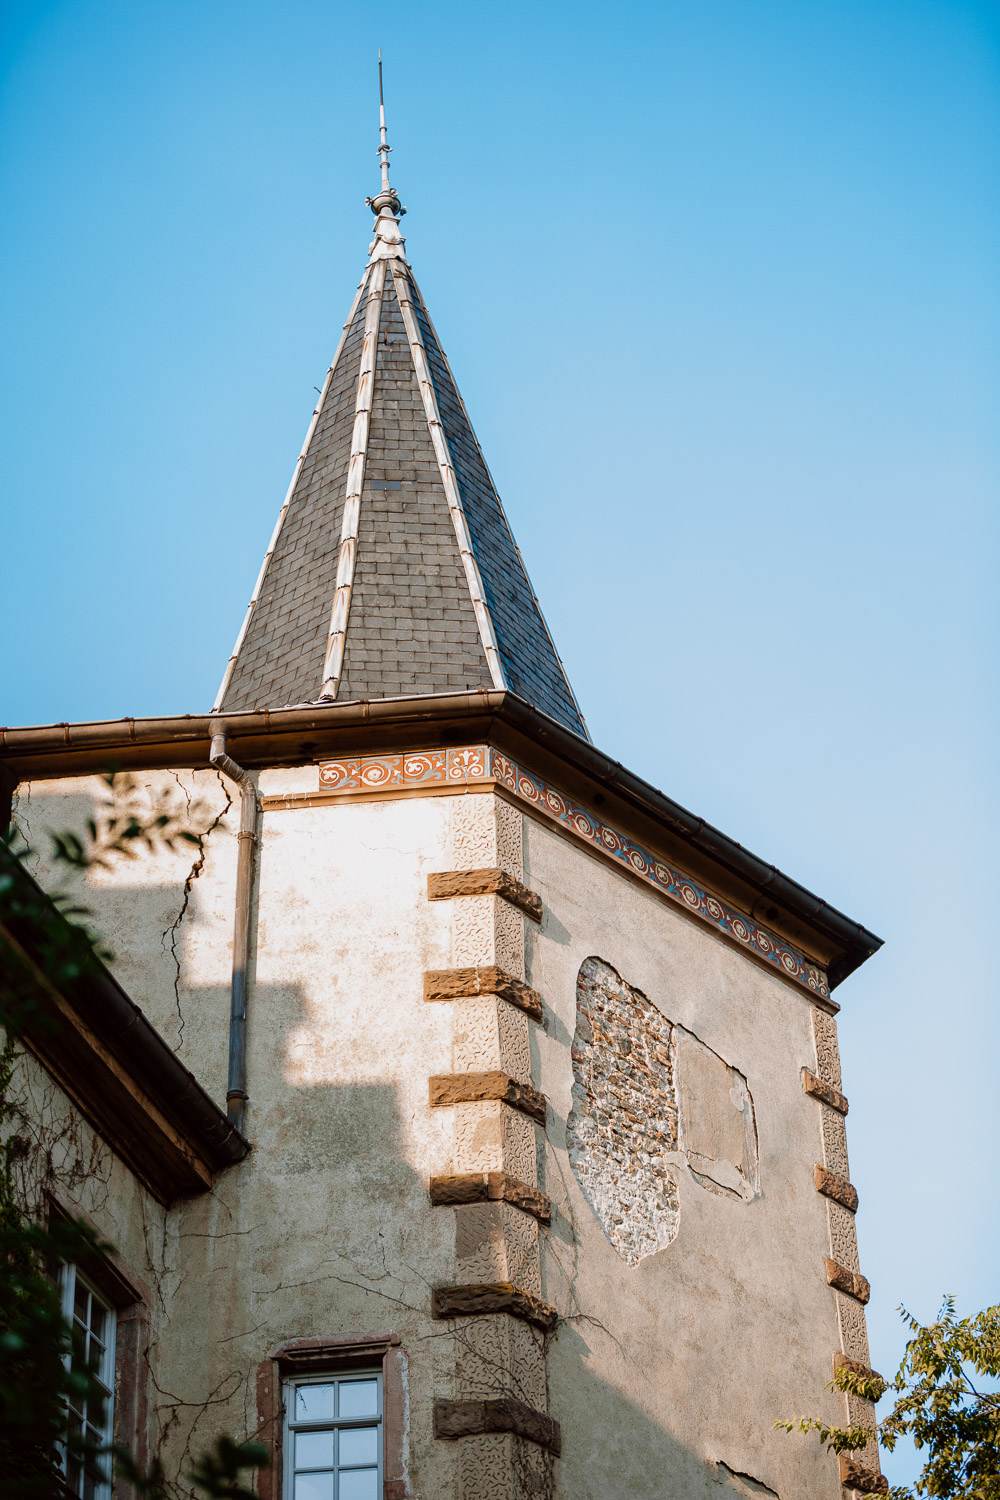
xmin=524 ymin=815 xmax=849 ymax=1499
xmin=11 ymin=772 xmax=874 ymax=1497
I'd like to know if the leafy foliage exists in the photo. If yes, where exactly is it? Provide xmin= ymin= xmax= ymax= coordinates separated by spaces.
xmin=117 ymin=1436 xmax=269 ymax=1499
xmin=777 ymin=1298 xmax=1000 ymax=1498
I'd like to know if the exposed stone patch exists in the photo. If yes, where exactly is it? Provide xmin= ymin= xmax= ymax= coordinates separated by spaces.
xmin=567 ymin=957 xmax=759 ymax=1266
xmin=567 ymin=957 xmax=681 ymax=1266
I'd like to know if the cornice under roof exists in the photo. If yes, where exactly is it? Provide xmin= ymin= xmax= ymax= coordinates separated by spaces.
xmin=0 ymin=692 xmax=882 ymax=993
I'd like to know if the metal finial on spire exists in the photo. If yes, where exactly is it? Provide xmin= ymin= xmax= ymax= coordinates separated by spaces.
xmin=367 ymin=49 xmax=403 ymax=220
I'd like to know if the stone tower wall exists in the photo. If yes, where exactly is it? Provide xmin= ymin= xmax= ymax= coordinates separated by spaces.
xmin=11 ymin=766 xmax=875 ymax=1498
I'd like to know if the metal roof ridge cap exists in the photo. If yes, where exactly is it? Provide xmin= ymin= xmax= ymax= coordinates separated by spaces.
xmin=402 ymin=271 xmax=589 ymax=740
xmin=215 ymin=268 xmax=373 ymax=714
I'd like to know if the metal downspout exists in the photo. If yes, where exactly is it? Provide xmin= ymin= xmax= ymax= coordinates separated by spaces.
xmin=209 ymin=730 xmax=258 ymax=1132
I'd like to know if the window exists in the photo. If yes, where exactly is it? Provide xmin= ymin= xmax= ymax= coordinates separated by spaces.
xmin=283 ymin=1371 xmax=382 ymax=1500
xmin=60 ymin=1263 xmax=116 ymax=1500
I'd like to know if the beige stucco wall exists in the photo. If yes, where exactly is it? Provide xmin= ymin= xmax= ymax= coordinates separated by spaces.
xmin=12 ymin=770 xmax=856 ymax=1498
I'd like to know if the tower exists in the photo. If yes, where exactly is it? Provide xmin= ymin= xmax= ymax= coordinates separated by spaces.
xmin=3 ymin=81 xmax=885 ymax=1500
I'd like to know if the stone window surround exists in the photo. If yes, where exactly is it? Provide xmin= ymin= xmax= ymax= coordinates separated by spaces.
xmin=46 ymin=1189 xmax=154 ymax=1499
xmin=256 ymin=1334 xmax=407 ymax=1500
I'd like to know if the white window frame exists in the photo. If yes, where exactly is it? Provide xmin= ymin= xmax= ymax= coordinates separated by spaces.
xmin=282 ymin=1368 xmax=383 ymax=1500
xmin=59 ymin=1262 xmax=116 ymax=1500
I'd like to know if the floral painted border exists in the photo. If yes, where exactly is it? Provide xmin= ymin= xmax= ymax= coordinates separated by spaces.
xmin=316 ymin=745 xmax=829 ymax=999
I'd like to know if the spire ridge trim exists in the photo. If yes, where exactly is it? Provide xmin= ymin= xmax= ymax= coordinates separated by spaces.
xmin=212 ymin=272 xmax=370 ymax=714
xmin=390 ymin=262 xmax=507 ymax=692
xmin=318 ymin=260 xmax=387 ymax=700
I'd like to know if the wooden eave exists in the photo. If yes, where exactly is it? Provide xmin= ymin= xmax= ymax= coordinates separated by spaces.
xmin=0 ymin=692 xmax=882 ymax=990
xmin=0 ymin=855 xmax=249 ymax=1206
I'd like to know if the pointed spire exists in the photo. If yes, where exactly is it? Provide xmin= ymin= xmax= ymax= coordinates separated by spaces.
xmin=213 ymin=78 xmax=588 ymax=739
xmin=367 ymin=52 xmax=407 ymax=264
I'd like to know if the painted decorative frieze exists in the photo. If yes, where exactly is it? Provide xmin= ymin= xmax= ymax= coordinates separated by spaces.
xmin=316 ymin=746 xmax=830 ymax=1000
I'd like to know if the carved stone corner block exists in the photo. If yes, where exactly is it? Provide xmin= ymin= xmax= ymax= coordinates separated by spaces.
xmin=803 ymin=1068 xmax=849 ymax=1115
xmin=815 ymin=1163 xmax=859 ymax=1213
xmin=449 ymin=794 xmax=502 ymax=870
xmin=431 ymin=1282 xmax=559 ymax=1333
xmin=826 ymin=1258 xmax=871 ymax=1305
xmin=812 ymin=1006 xmax=843 ymax=1090
xmin=429 ymin=1072 xmax=547 ymax=1126
xmin=428 ymin=868 xmax=543 ymax=923
xmin=434 ymin=1396 xmax=561 ymax=1455
xmin=429 ymin=1172 xmax=552 ymax=1224
xmin=424 ymin=966 xmax=544 ymax=1022
xmin=838 ymin=1454 xmax=888 ymax=1493
xmin=834 ymin=1353 xmax=885 ymax=1390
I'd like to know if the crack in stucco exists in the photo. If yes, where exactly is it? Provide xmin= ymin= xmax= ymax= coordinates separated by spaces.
xmin=714 ymin=1459 xmax=780 ymax=1495
xmin=160 ymin=772 xmax=232 ymax=1053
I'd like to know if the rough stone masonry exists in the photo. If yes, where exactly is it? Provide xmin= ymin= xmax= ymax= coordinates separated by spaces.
xmin=567 ymin=956 xmax=759 ymax=1266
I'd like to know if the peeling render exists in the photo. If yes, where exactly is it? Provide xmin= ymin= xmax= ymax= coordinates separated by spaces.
xmin=566 ymin=956 xmax=759 ymax=1266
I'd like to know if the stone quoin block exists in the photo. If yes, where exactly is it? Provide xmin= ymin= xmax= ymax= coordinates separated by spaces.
xmin=802 ymin=1067 xmax=849 ymax=1114
xmin=433 ymin=1396 xmax=561 ymax=1454
xmin=429 ymin=1071 xmax=547 ymax=1125
xmin=834 ymin=1352 xmax=887 ymax=1398
xmin=429 ymin=1171 xmax=552 ymax=1224
xmin=838 ymin=1454 xmax=888 ymax=1493
xmin=427 ymin=867 xmax=543 ymax=922
xmin=814 ymin=1163 xmax=860 ymax=1212
xmin=423 ymin=966 xmax=544 ymax=1022
xmin=826 ymin=1258 xmax=871 ymax=1304
xmin=431 ymin=1282 xmax=559 ymax=1332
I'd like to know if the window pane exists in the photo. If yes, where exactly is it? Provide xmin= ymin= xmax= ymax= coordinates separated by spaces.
xmin=338 ymin=1471 xmax=379 ymax=1500
xmin=74 ymin=1282 xmax=88 ymax=1322
xmin=296 ymin=1384 xmax=335 ymax=1422
xmin=338 ymin=1427 xmax=378 ymax=1467
xmin=294 ymin=1473 xmax=334 ymax=1500
xmin=89 ymin=1301 xmax=107 ymax=1340
xmin=295 ymin=1429 xmax=334 ymax=1470
xmin=338 ymin=1379 xmax=378 ymax=1418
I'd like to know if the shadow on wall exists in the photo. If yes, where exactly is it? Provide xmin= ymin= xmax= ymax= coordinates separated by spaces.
xmin=552 ymin=1317 xmax=784 ymax=1497
xmin=11 ymin=781 xmax=236 ymax=1065
xmin=13 ymin=791 xmax=788 ymax=1495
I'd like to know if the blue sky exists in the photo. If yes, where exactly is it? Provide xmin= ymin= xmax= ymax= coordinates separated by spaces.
xmin=2 ymin=1 xmax=997 ymax=1487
